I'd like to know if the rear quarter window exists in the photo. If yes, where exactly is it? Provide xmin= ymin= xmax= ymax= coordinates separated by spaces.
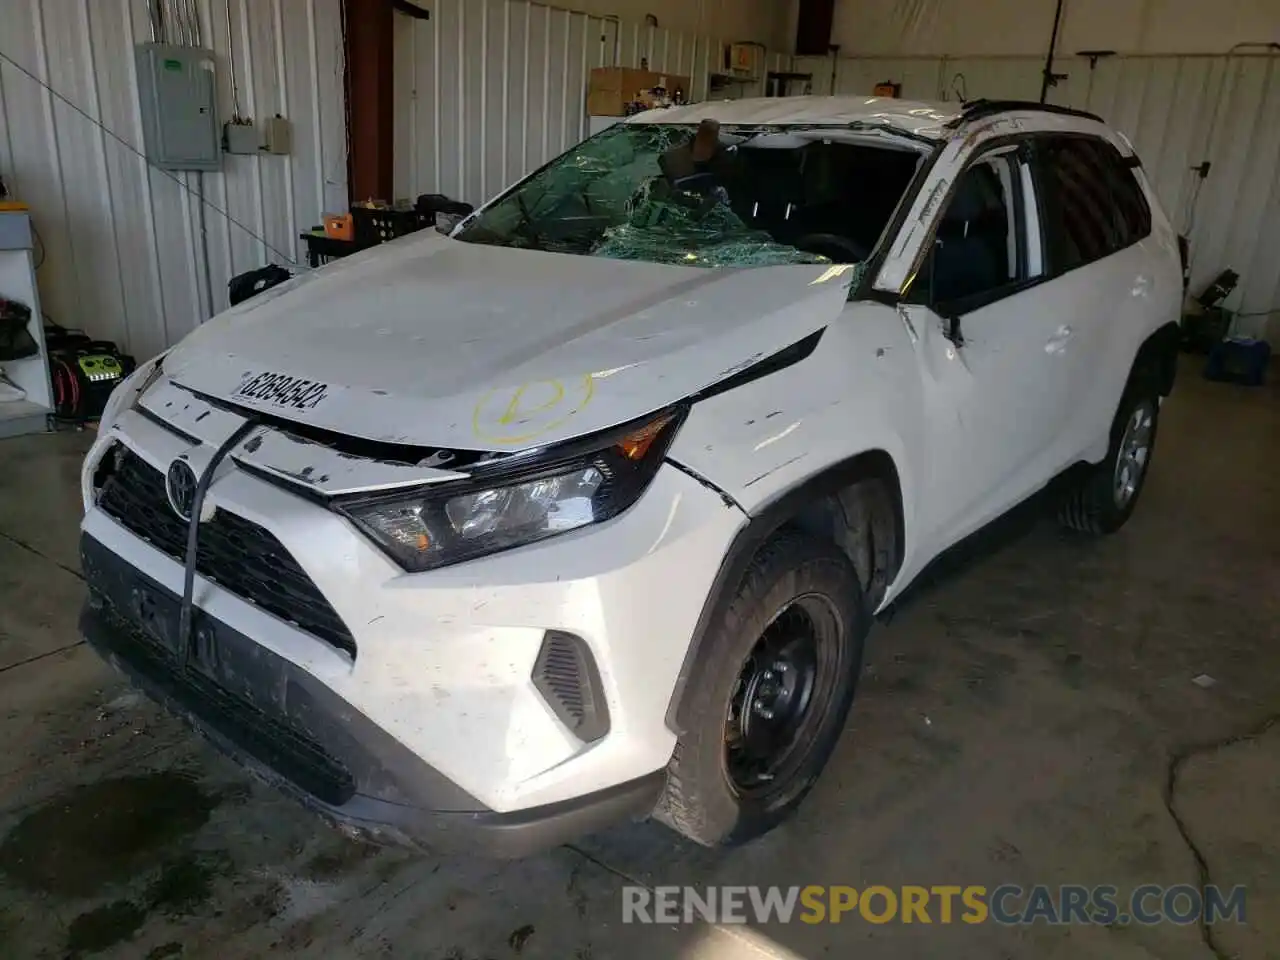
xmin=1102 ymin=142 xmax=1152 ymax=245
xmin=1035 ymin=135 xmax=1151 ymax=274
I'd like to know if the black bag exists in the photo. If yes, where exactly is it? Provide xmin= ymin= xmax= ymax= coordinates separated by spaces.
xmin=0 ymin=297 xmax=38 ymax=361
xmin=415 ymin=193 xmax=475 ymax=232
xmin=229 ymin=264 xmax=292 ymax=306
xmin=415 ymin=193 xmax=474 ymax=218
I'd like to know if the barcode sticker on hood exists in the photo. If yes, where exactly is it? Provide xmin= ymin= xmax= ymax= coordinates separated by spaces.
xmin=234 ymin=371 xmax=330 ymax=411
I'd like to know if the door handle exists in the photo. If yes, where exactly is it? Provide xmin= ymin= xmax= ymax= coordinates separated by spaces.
xmin=1045 ymin=324 xmax=1073 ymax=354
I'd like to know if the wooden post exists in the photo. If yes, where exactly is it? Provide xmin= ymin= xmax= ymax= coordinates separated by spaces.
xmin=344 ymin=0 xmax=395 ymax=203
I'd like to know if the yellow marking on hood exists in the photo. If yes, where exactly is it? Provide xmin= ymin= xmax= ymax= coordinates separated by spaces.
xmin=500 ymin=380 xmax=564 ymax=425
xmin=810 ymin=264 xmax=856 ymax=285
xmin=473 ymin=374 xmax=596 ymax=446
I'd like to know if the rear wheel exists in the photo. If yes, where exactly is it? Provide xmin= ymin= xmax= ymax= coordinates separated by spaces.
xmin=1059 ymin=383 xmax=1160 ymax=535
xmin=657 ymin=531 xmax=868 ymax=847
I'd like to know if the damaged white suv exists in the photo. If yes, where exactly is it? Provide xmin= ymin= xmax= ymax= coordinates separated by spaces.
xmin=80 ymin=97 xmax=1182 ymax=855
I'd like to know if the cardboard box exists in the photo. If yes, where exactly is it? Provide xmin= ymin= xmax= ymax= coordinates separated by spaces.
xmin=587 ymin=67 xmax=690 ymax=117
xmin=323 ymin=213 xmax=353 ymax=241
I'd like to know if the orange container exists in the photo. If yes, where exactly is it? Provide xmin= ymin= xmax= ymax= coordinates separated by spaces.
xmin=323 ymin=213 xmax=354 ymax=241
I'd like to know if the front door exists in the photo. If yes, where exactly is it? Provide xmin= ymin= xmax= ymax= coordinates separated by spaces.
xmin=896 ymin=144 xmax=1077 ymax=555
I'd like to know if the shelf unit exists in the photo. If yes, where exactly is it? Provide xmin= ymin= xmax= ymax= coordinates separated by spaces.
xmin=0 ymin=211 xmax=53 ymax=439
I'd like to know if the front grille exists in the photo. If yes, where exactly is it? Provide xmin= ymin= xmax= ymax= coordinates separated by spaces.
xmin=97 ymin=446 xmax=356 ymax=659
xmin=87 ymin=595 xmax=356 ymax=806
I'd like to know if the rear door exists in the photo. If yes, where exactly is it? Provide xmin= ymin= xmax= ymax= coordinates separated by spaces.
xmin=1028 ymin=134 xmax=1155 ymax=468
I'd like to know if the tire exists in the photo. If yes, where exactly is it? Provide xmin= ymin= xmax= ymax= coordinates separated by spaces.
xmin=1058 ymin=380 xmax=1161 ymax=535
xmin=657 ymin=529 xmax=868 ymax=847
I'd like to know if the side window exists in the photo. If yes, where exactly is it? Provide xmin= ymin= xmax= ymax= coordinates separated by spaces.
xmin=1099 ymin=141 xmax=1152 ymax=244
xmin=1036 ymin=136 xmax=1151 ymax=274
xmin=912 ymin=151 xmax=1026 ymax=311
xmin=1037 ymin=137 xmax=1118 ymax=269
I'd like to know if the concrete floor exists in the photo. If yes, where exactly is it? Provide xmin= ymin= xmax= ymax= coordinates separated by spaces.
xmin=1 ymin=362 xmax=1278 ymax=960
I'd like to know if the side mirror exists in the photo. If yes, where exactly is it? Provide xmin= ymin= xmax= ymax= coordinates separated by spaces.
xmin=943 ymin=311 xmax=964 ymax=347
xmin=930 ymin=238 xmax=965 ymax=347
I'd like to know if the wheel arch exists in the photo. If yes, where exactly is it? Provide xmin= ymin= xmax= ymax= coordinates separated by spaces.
xmin=665 ymin=449 xmax=904 ymax=734
xmin=1133 ymin=321 xmax=1181 ymax=396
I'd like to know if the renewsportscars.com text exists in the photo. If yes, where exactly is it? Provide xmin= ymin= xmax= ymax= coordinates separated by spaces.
xmin=622 ymin=884 xmax=1247 ymax=926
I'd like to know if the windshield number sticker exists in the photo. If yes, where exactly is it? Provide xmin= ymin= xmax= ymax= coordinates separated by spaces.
xmin=235 ymin=372 xmax=329 ymax=410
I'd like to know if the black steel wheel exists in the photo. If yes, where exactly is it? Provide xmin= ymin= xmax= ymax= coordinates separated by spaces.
xmin=724 ymin=595 xmax=840 ymax=798
xmin=657 ymin=530 xmax=868 ymax=847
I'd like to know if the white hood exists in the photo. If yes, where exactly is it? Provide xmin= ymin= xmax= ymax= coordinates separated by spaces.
xmin=165 ymin=230 xmax=853 ymax=451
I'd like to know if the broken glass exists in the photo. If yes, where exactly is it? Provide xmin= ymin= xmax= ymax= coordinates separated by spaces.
xmin=593 ymin=193 xmax=829 ymax=267
xmin=454 ymin=121 xmax=917 ymax=270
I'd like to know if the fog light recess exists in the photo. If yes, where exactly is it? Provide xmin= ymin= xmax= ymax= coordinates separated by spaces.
xmin=532 ymin=631 xmax=610 ymax=743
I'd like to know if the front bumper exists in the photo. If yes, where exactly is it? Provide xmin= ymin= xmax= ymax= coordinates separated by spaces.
xmin=81 ymin=394 xmax=746 ymax=819
xmin=80 ymin=534 xmax=665 ymax=856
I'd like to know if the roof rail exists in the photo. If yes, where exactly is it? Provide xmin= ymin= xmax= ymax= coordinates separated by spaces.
xmin=947 ymin=99 xmax=1104 ymax=128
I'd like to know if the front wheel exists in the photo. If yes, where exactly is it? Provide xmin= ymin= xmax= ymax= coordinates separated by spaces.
xmin=1059 ymin=385 xmax=1160 ymax=535
xmin=657 ymin=531 xmax=868 ymax=847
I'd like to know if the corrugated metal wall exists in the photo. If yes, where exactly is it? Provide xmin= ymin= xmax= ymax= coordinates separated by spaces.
xmin=7 ymin=1 xmax=1275 ymax=361
xmin=393 ymin=0 xmax=790 ymax=206
xmin=823 ymin=0 xmax=1280 ymax=59
xmin=793 ymin=51 xmax=1280 ymax=338
xmin=0 ymin=0 xmax=348 ymax=362
xmin=1067 ymin=54 xmax=1280 ymax=339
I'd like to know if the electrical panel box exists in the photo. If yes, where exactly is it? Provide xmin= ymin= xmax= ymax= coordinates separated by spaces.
xmin=223 ymin=120 xmax=260 ymax=155
xmin=135 ymin=43 xmax=219 ymax=171
xmin=263 ymin=115 xmax=292 ymax=155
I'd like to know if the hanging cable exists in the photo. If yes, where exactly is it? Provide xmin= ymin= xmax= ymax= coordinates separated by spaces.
xmin=195 ymin=172 xmax=215 ymax=318
xmin=1180 ymin=43 xmax=1279 ymax=276
xmin=31 ymin=220 xmax=46 ymax=269
xmin=173 ymin=0 xmax=191 ymax=46
xmin=176 ymin=419 xmax=260 ymax=669
xmin=188 ymin=0 xmax=202 ymax=46
xmin=0 ymin=48 xmax=298 ymax=265
xmin=1183 ymin=170 xmax=1207 ymax=236
xmin=146 ymin=0 xmax=160 ymax=42
xmin=224 ymin=0 xmax=244 ymax=119
xmin=1038 ymin=0 xmax=1068 ymax=102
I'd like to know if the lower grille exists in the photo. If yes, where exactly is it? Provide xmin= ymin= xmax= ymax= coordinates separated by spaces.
xmin=96 ymin=445 xmax=356 ymax=659
xmin=86 ymin=593 xmax=356 ymax=806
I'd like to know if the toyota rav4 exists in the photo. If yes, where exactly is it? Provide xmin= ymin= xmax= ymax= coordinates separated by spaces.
xmin=80 ymin=97 xmax=1182 ymax=856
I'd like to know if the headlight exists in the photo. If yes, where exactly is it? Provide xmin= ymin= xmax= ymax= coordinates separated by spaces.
xmin=338 ymin=409 xmax=683 ymax=572
xmin=99 ymin=355 xmax=166 ymax=429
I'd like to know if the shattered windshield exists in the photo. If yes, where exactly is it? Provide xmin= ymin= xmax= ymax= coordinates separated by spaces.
xmin=454 ymin=121 xmax=922 ymax=269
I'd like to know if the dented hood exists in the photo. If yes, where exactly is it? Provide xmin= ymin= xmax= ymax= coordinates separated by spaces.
xmin=164 ymin=231 xmax=853 ymax=451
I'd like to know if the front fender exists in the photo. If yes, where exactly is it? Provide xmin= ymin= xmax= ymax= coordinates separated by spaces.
xmin=662 ymin=304 xmax=930 ymax=733
xmin=667 ymin=303 xmax=925 ymax=552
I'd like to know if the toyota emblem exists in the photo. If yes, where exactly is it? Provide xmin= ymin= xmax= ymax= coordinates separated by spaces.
xmin=165 ymin=459 xmax=199 ymax=521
